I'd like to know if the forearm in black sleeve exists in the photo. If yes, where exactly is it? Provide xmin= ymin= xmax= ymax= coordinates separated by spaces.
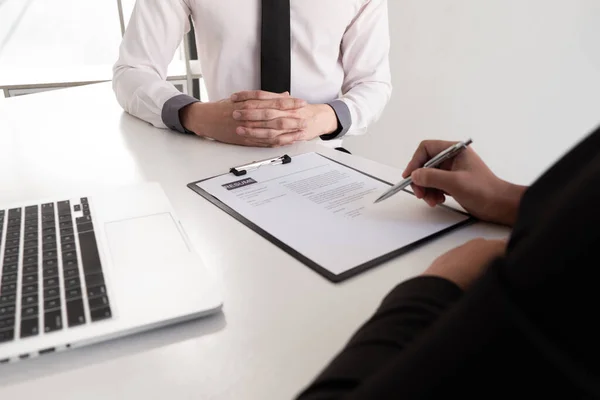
xmin=296 ymin=276 xmax=462 ymax=400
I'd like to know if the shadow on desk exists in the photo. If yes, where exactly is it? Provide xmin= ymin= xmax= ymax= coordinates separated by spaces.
xmin=0 ymin=312 xmax=226 ymax=386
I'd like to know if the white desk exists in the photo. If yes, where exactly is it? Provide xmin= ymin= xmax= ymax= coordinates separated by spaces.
xmin=0 ymin=83 xmax=509 ymax=399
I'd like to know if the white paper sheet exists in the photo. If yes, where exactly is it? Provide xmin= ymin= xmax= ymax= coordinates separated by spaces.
xmin=196 ymin=152 xmax=470 ymax=276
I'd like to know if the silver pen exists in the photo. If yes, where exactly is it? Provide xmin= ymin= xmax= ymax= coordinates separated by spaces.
xmin=374 ymin=139 xmax=473 ymax=204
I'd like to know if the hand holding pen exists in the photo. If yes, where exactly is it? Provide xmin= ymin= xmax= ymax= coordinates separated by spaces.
xmin=382 ymin=139 xmax=525 ymax=226
xmin=375 ymin=139 xmax=473 ymax=204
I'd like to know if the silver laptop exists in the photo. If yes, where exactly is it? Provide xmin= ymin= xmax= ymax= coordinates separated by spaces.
xmin=0 ymin=182 xmax=222 ymax=363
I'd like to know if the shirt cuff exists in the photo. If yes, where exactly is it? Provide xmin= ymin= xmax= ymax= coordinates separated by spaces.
xmin=161 ymin=94 xmax=199 ymax=134
xmin=320 ymin=100 xmax=352 ymax=141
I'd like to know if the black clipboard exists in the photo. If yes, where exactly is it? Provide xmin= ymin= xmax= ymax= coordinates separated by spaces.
xmin=187 ymin=153 xmax=476 ymax=283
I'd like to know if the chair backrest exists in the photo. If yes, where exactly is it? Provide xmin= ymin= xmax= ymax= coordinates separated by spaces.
xmin=116 ymin=0 xmax=126 ymax=37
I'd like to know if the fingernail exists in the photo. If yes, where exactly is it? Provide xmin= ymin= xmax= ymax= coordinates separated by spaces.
xmin=231 ymin=94 xmax=238 ymax=101
xmin=233 ymin=111 xmax=241 ymax=119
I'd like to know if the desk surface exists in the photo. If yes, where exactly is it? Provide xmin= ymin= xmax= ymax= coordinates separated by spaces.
xmin=0 ymin=83 xmax=510 ymax=399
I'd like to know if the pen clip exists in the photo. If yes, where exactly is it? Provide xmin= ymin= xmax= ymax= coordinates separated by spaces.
xmin=423 ymin=139 xmax=471 ymax=168
xmin=230 ymin=154 xmax=292 ymax=176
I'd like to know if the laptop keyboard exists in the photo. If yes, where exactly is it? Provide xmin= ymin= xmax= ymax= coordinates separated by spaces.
xmin=0 ymin=198 xmax=112 ymax=344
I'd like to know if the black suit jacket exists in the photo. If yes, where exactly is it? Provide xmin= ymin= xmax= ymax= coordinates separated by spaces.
xmin=296 ymin=126 xmax=600 ymax=399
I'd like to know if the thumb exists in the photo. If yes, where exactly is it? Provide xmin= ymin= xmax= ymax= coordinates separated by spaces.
xmin=411 ymin=168 xmax=462 ymax=194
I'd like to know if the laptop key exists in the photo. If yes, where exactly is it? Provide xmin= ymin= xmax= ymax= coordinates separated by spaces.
xmin=44 ymin=310 xmax=63 ymax=333
xmin=25 ymin=239 xmax=39 ymax=249
xmin=42 ymin=221 xmax=56 ymax=230
xmin=0 ymin=329 xmax=14 ymax=343
xmin=4 ymin=247 xmax=19 ymax=256
xmin=58 ymin=215 xmax=72 ymax=223
xmin=76 ymin=215 xmax=92 ymax=225
xmin=43 ymin=298 xmax=61 ymax=311
xmin=88 ymin=296 xmax=109 ymax=310
xmin=43 ymin=258 xmax=58 ymax=268
xmin=77 ymin=222 xmax=94 ymax=233
xmin=42 ymin=227 xmax=55 ymax=235
xmin=90 ymin=306 xmax=112 ymax=322
xmin=66 ymin=299 xmax=86 ymax=327
xmin=64 ymin=268 xmax=79 ymax=279
xmin=43 ymin=287 xmax=60 ymax=300
xmin=3 ymin=264 xmax=18 ymax=274
xmin=43 ymin=277 xmax=60 ymax=288
xmin=23 ymin=284 xmax=38 ymax=294
xmin=61 ymin=241 xmax=76 ymax=252
xmin=21 ymin=306 xmax=38 ymax=319
xmin=85 ymin=273 xmax=105 ymax=287
xmin=42 ymin=234 xmax=56 ymax=244
xmin=57 ymin=201 xmax=71 ymax=216
xmin=3 ymin=256 xmax=18 ymax=265
xmin=6 ymin=231 xmax=20 ymax=240
xmin=41 ymin=203 xmax=54 ymax=214
xmin=78 ymin=231 xmax=102 ymax=275
xmin=1 ymin=283 xmax=17 ymax=294
xmin=0 ymin=305 xmax=16 ymax=317
xmin=63 ymin=259 xmax=78 ymax=270
xmin=43 ymin=267 xmax=59 ymax=278
xmin=60 ymin=227 xmax=74 ymax=236
xmin=42 ymin=242 xmax=56 ymax=251
xmin=6 ymin=224 xmax=21 ymax=234
xmin=1 ymin=273 xmax=17 ymax=284
xmin=22 ymin=273 xmax=38 ymax=286
xmin=0 ymin=317 xmax=15 ymax=330
xmin=23 ymin=255 xmax=38 ymax=266
xmin=23 ymin=265 xmax=39 ymax=275
xmin=62 ymin=251 xmax=77 ymax=262
xmin=25 ymin=225 xmax=39 ymax=233
xmin=20 ymin=318 xmax=39 ymax=338
xmin=65 ymin=277 xmax=81 ymax=289
xmin=22 ymin=294 xmax=38 ymax=307
xmin=8 ymin=208 xmax=21 ymax=217
xmin=0 ymin=294 xmax=16 ymax=306
xmin=23 ymin=232 xmax=37 ymax=241
xmin=24 ymin=247 xmax=37 ymax=256
xmin=65 ymin=287 xmax=82 ymax=300
xmin=43 ymin=249 xmax=57 ymax=259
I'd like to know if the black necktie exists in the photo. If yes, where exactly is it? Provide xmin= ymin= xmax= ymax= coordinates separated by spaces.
xmin=261 ymin=0 xmax=291 ymax=93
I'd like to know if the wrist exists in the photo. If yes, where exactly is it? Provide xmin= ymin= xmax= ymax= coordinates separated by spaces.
xmin=180 ymin=102 xmax=209 ymax=136
xmin=491 ymin=180 xmax=527 ymax=227
xmin=311 ymin=104 xmax=338 ymax=136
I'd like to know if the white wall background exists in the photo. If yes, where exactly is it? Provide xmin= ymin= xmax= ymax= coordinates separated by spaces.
xmin=346 ymin=0 xmax=600 ymax=186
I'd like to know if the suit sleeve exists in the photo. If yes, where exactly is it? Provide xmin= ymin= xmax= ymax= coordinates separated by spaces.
xmin=296 ymin=276 xmax=462 ymax=399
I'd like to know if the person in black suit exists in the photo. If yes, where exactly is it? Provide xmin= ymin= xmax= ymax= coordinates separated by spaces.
xmin=296 ymin=126 xmax=600 ymax=399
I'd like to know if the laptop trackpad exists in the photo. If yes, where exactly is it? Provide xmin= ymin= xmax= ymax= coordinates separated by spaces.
xmin=104 ymin=213 xmax=190 ymax=271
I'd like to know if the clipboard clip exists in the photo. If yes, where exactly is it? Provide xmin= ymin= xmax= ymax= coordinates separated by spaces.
xmin=230 ymin=154 xmax=292 ymax=176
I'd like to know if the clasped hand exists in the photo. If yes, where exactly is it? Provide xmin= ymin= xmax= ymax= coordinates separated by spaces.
xmin=229 ymin=90 xmax=336 ymax=147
